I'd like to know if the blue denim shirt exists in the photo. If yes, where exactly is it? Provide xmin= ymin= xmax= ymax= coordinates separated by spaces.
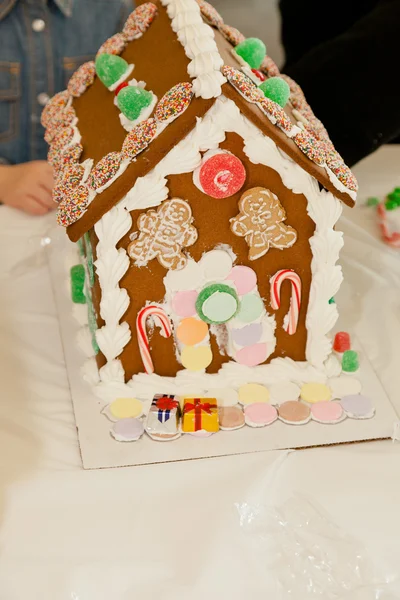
xmin=0 ymin=0 xmax=132 ymax=164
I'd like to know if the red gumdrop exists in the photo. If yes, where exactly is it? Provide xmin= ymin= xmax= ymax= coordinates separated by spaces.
xmin=197 ymin=151 xmax=246 ymax=199
xmin=333 ymin=331 xmax=351 ymax=353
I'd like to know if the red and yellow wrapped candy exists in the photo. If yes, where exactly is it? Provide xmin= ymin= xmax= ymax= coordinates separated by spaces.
xmin=182 ymin=398 xmax=219 ymax=433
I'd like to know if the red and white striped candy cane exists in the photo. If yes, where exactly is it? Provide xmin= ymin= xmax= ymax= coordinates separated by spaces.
xmin=136 ymin=305 xmax=172 ymax=374
xmin=377 ymin=204 xmax=400 ymax=249
xmin=270 ymin=269 xmax=302 ymax=335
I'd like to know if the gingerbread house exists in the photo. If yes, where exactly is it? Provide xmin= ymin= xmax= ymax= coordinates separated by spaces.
xmin=43 ymin=0 xmax=357 ymax=399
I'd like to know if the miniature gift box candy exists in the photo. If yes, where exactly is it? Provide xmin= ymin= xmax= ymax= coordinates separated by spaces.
xmin=145 ymin=394 xmax=181 ymax=441
xmin=182 ymin=398 xmax=219 ymax=434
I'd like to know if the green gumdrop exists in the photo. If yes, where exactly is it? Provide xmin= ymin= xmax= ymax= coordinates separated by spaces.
xmin=342 ymin=350 xmax=359 ymax=373
xmin=117 ymin=85 xmax=153 ymax=121
xmin=235 ymin=37 xmax=267 ymax=69
xmin=366 ymin=196 xmax=379 ymax=207
xmin=386 ymin=199 xmax=398 ymax=211
xmin=95 ymin=53 xmax=128 ymax=88
xmin=71 ymin=264 xmax=86 ymax=304
xmin=259 ymin=77 xmax=290 ymax=107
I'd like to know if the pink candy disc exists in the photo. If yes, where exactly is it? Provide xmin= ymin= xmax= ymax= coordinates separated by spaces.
xmin=245 ymin=403 xmax=277 ymax=427
xmin=194 ymin=150 xmax=246 ymax=199
xmin=231 ymin=323 xmax=262 ymax=347
xmin=227 ymin=265 xmax=257 ymax=295
xmin=172 ymin=290 xmax=198 ymax=317
xmin=236 ymin=343 xmax=267 ymax=366
xmin=311 ymin=401 xmax=344 ymax=424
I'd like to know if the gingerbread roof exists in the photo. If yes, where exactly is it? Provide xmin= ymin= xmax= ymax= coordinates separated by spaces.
xmin=44 ymin=0 xmax=357 ymax=243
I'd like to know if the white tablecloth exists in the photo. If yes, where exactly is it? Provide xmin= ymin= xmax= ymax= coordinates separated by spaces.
xmin=0 ymin=147 xmax=400 ymax=599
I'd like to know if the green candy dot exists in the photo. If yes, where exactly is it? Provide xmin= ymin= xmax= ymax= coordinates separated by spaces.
xmin=259 ymin=76 xmax=290 ymax=108
xmin=70 ymin=264 xmax=86 ymax=304
xmin=236 ymin=294 xmax=264 ymax=323
xmin=95 ymin=53 xmax=128 ymax=88
xmin=342 ymin=350 xmax=359 ymax=373
xmin=366 ymin=197 xmax=379 ymax=207
xmin=235 ymin=37 xmax=267 ymax=69
xmin=328 ymin=297 xmax=336 ymax=305
xmin=196 ymin=283 xmax=239 ymax=324
xmin=117 ymin=86 xmax=153 ymax=121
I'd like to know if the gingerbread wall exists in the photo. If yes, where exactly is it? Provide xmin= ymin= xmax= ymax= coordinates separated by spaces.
xmin=90 ymin=131 xmax=315 ymax=382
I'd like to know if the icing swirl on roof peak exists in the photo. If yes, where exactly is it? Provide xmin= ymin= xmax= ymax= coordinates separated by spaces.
xmin=161 ymin=0 xmax=226 ymax=99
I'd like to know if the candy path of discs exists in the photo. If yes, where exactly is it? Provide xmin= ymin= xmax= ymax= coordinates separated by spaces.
xmin=104 ymin=383 xmax=375 ymax=442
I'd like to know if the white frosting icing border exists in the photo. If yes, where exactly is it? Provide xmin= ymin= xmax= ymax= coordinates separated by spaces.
xmin=92 ymin=95 xmax=344 ymax=399
xmin=160 ymin=0 xmax=226 ymax=99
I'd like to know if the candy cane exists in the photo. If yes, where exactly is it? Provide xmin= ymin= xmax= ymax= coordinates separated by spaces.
xmin=270 ymin=269 xmax=302 ymax=335
xmin=377 ymin=204 xmax=400 ymax=249
xmin=136 ymin=305 xmax=172 ymax=374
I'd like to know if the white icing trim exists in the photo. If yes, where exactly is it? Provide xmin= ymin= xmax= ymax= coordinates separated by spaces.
xmin=325 ymin=167 xmax=357 ymax=201
xmin=94 ymin=205 xmax=132 ymax=382
xmin=92 ymin=95 xmax=344 ymax=389
xmin=161 ymin=0 xmax=226 ymax=99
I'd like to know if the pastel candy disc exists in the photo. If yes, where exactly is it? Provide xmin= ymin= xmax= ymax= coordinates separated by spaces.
xmin=311 ymin=401 xmax=344 ymax=424
xmin=176 ymin=318 xmax=208 ymax=346
xmin=172 ymin=290 xmax=198 ymax=317
xmin=196 ymin=283 xmax=239 ymax=324
xmin=181 ymin=345 xmax=213 ymax=371
xmin=219 ymin=406 xmax=245 ymax=430
xmin=238 ymin=383 xmax=269 ymax=405
xmin=227 ymin=265 xmax=257 ymax=295
xmin=235 ymin=294 xmax=264 ymax=323
xmin=245 ymin=403 xmax=277 ymax=427
xmin=340 ymin=395 xmax=375 ymax=419
xmin=300 ymin=383 xmax=331 ymax=404
xmin=111 ymin=418 xmax=144 ymax=442
xmin=200 ymin=249 xmax=233 ymax=281
xmin=278 ymin=401 xmax=311 ymax=424
xmin=109 ymin=397 xmax=143 ymax=419
xmin=329 ymin=376 xmax=362 ymax=399
xmin=232 ymin=323 xmax=263 ymax=347
xmin=236 ymin=343 xmax=267 ymax=366
xmin=270 ymin=382 xmax=300 ymax=405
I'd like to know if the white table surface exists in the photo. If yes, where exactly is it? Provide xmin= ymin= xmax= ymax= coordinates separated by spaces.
xmin=1 ymin=147 xmax=400 ymax=599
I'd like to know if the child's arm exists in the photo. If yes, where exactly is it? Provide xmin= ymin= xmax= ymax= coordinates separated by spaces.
xmin=0 ymin=161 xmax=54 ymax=216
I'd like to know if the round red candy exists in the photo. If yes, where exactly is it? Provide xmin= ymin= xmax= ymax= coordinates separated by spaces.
xmin=195 ymin=151 xmax=246 ymax=199
xmin=333 ymin=331 xmax=351 ymax=353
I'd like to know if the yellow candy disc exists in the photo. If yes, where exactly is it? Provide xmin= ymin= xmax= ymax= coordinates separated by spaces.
xmin=181 ymin=345 xmax=213 ymax=371
xmin=109 ymin=397 xmax=144 ymax=419
xmin=238 ymin=383 xmax=270 ymax=405
xmin=300 ymin=383 xmax=331 ymax=404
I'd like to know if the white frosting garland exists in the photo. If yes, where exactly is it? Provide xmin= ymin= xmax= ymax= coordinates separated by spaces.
xmin=161 ymin=0 xmax=226 ymax=99
xmin=93 ymin=95 xmax=344 ymax=397
xmin=94 ymin=205 xmax=132 ymax=383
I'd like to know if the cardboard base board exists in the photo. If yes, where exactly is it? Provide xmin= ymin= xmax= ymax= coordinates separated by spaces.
xmin=47 ymin=228 xmax=399 ymax=469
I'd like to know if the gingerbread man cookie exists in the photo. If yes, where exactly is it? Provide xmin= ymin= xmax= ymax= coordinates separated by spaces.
xmin=230 ymin=187 xmax=297 ymax=260
xmin=128 ymin=199 xmax=198 ymax=270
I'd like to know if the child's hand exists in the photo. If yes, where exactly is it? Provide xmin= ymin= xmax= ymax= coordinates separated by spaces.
xmin=0 ymin=161 xmax=55 ymax=216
